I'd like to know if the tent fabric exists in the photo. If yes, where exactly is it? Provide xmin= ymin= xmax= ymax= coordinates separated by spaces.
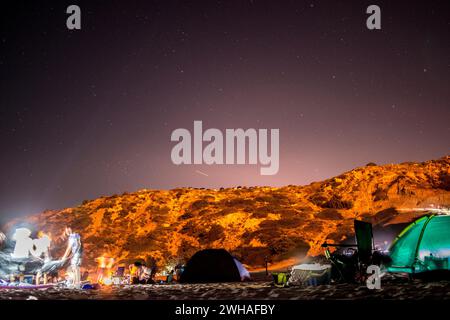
xmin=180 ymin=249 xmax=242 ymax=283
xmin=388 ymin=215 xmax=450 ymax=273
xmin=233 ymin=258 xmax=250 ymax=280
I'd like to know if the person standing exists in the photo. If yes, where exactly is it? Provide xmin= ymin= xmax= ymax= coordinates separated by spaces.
xmin=61 ymin=227 xmax=82 ymax=288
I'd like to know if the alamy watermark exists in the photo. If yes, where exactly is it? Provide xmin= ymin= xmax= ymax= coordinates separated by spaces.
xmin=366 ymin=265 xmax=382 ymax=289
xmin=65 ymin=4 xmax=381 ymax=31
xmin=170 ymin=121 xmax=279 ymax=175
xmin=366 ymin=5 xmax=381 ymax=30
xmin=66 ymin=5 xmax=81 ymax=30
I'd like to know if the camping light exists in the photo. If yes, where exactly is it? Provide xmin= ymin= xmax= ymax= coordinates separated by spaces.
xmin=96 ymin=256 xmax=115 ymax=284
xmin=102 ymin=277 xmax=113 ymax=286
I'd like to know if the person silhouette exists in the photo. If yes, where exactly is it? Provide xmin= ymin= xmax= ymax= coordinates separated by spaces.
xmin=0 ymin=232 xmax=5 ymax=247
xmin=61 ymin=227 xmax=82 ymax=288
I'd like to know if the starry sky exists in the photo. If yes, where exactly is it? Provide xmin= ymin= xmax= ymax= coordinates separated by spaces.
xmin=0 ymin=0 xmax=449 ymax=223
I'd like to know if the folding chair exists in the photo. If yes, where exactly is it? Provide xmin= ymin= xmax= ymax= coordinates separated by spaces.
xmin=322 ymin=219 xmax=375 ymax=283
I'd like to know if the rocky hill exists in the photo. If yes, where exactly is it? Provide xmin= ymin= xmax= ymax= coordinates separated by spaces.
xmin=6 ymin=156 xmax=450 ymax=273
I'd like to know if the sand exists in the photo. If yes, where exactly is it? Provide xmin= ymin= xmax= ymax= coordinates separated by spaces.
xmin=1 ymin=276 xmax=449 ymax=300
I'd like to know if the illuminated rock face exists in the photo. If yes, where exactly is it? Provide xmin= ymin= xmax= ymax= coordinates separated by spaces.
xmin=7 ymin=156 xmax=450 ymax=273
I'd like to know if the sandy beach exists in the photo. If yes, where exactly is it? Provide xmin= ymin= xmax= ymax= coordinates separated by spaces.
xmin=1 ymin=276 xmax=449 ymax=300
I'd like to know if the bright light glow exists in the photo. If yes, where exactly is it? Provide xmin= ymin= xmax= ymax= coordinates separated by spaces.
xmin=96 ymin=255 xmax=115 ymax=285
xmin=398 ymin=207 xmax=450 ymax=215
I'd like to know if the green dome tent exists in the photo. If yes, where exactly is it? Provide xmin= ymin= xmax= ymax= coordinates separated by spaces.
xmin=388 ymin=215 xmax=450 ymax=274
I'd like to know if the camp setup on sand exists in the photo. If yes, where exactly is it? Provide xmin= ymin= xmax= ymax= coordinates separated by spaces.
xmin=285 ymin=213 xmax=450 ymax=287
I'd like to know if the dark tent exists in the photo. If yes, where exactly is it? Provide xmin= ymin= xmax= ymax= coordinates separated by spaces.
xmin=180 ymin=249 xmax=242 ymax=283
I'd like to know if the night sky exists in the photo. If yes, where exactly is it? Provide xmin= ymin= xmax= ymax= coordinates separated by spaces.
xmin=0 ymin=0 xmax=449 ymax=223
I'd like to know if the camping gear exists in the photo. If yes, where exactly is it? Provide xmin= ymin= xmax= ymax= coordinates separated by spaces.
xmin=40 ymin=259 xmax=66 ymax=274
xmin=272 ymin=272 xmax=289 ymax=287
xmin=23 ymin=275 xmax=34 ymax=284
xmin=388 ymin=215 xmax=450 ymax=274
xmin=353 ymin=220 xmax=374 ymax=265
xmin=322 ymin=219 xmax=376 ymax=283
xmin=111 ymin=266 xmax=125 ymax=285
xmin=81 ymin=283 xmax=95 ymax=290
xmin=180 ymin=249 xmax=245 ymax=283
xmin=115 ymin=266 xmax=125 ymax=277
xmin=288 ymin=263 xmax=332 ymax=286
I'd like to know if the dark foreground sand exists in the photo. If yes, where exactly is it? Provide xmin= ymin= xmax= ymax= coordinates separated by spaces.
xmin=1 ymin=276 xmax=449 ymax=300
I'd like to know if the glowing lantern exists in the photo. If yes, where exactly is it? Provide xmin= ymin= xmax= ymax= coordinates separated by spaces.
xmin=96 ymin=256 xmax=115 ymax=285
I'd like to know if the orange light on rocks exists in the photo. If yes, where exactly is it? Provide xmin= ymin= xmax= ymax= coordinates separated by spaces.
xmin=96 ymin=255 xmax=115 ymax=285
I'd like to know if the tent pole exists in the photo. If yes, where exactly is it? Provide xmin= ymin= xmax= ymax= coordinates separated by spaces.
xmin=412 ymin=215 xmax=435 ymax=274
